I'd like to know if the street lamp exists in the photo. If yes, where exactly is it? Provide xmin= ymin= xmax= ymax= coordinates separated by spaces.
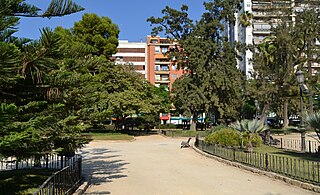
xmin=296 ymin=70 xmax=307 ymax=152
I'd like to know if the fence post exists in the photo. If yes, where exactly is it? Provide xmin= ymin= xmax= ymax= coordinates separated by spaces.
xmin=265 ymin=153 xmax=269 ymax=171
xmin=233 ymin=148 xmax=236 ymax=161
xmin=280 ymin=138 xmax=283 ymax=149
xmin=60 ymin=156 xmax=63 ymax=169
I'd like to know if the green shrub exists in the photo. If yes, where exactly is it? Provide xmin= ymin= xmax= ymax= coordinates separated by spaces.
xmin=205 ymin=128 xmax=241 ymax=147
xmin=212 ymin=125 xmax=227 ymax=132
xmin=160 ymin=124 xmax=176 ymax=129
xmin=242 ymin=133 xmax=263 ymax=147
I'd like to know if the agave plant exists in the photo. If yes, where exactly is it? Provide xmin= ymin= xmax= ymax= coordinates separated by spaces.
xmin=305 ymin=112 xmax=320 ymax=143
xmin=231 ymin=119 xmax=268 ymax=151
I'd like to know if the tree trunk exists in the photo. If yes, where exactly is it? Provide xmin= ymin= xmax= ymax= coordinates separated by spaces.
xmin=260 ymin=102 xmax=269 ymax=125
xmin=190 ymin=114 xmax=197 ymax=131
xmin=283 ymin=99 xmax=289 ymax=128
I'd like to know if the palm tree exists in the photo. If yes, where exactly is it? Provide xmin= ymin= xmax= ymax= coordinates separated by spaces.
xmin=306 ymin=112 xmax=320 ymax=140
xmin=305 ymin=112 xmax=320 ymax=154
xmin=239 ymin=11 xmax=253 ymax=27
xmin=231 ymin=119 xmax=268 ymax=152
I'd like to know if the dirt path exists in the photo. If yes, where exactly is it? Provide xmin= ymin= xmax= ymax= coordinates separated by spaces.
xmin=80 ymin=135 xmax=317 ymax=195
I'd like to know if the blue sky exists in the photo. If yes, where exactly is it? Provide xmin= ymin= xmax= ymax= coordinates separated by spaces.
xmin=15 ymin=0 xmax=205 ymax=42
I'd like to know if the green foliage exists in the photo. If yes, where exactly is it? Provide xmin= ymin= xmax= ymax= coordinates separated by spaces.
xmin=242 ymin=133 xmax=263 ymax=147
xmin=73 ymin=13 xmax=119 ymax=57
xmin=231 ymin=119 xmax=267 ymax=148
xmin=205 ymin=127 xmax=241 ymax=147
xmin=212 ymin=124 xmax=227 ymax=132
xmin=239 ymin=11 xmax=253 ymax=27
xmin=147 ymin=5 xmax=193 ymax=39
xmin=231 ymin=119 xmax=268 ymax=134
xmin=0 ymin=169 xmax=55 ymax=195
xmin=0 ymin=1 xmax=145 ymax=159
xmin=149 ymin=2 xmax=243 ymax=125
xmin=43 ymin=0 xmax=84 ymax=17
xmin=305 ymin=111 xmax=320 ymax=142
xmin=160 ymin=124 xmax=176 ymax=129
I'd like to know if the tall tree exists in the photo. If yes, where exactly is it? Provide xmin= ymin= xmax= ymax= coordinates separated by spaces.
xmin=73 ymin=13 xmax=120 ymax=58
xmin=148 ymin=1 xmax=243 ymax=129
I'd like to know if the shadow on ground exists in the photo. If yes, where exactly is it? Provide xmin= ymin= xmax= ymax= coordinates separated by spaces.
xmin=80 ymin=147 xmax=129 ymax=188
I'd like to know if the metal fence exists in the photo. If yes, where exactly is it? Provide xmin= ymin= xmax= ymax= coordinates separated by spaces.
xmin=0 ymin=154 xmax=80 ymax=171
xmin=273 ymin=138 xmax=320 ymax=153
xmin=195 ymin=139 xmax=320 ymax=185
xmin=34 ymin=155 xmax=82 ymax=195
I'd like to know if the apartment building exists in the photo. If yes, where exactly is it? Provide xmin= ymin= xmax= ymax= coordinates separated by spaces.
xmin=225 ymin=0 xmax=319 ymax=77
xmin=112 ymin=40 xmax=147 ymax=78
xmin=146 ymin=36 xmax=184 ymax=91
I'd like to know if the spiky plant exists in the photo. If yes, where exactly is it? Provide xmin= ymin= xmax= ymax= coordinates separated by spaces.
xmin=305 ymin=112 xmax=320 ymax=143
xmin=231 ymin=119 xmax=268 ymax=151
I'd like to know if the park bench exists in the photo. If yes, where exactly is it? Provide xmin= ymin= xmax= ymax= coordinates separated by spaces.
xmin=181 ymin=137 xmax=192 ymax=148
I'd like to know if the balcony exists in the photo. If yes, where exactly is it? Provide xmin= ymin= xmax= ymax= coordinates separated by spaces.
xmin=155 ymin=61 xmax=170 ymax=65
xmin=155 ymin=78 xmax=170 ymax=83
xmin=155 ymin=70 xmax=170 ymax=74
xmin=253 ymin=28 xmax=271 ymax=35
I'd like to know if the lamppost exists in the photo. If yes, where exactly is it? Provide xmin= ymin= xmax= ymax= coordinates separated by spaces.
xmin=296 ymin=70 xmax=307 ymax=152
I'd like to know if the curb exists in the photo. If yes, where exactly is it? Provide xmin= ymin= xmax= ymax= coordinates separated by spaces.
xmin=191 ymin=143 xmax=320 ymax=194
xmin=74 ymin=175 xmax=92 ymax=195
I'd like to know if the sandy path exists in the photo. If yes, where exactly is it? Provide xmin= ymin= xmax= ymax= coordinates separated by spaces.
xmin=80 ymin=135 xmax=316 ymax=195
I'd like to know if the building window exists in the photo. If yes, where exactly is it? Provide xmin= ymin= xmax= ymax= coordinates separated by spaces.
xmin=162 ymin=75 xmax=169 ymax=81
xmin=155 ymin=65 xmax=160 ymax=71
xmin=172 ymin=74 xmax=178 ymax=79
xmin=116 ymin=56 xmax=123 ymax=61
xmin=161 ymin=66 xmax=169 ymax=71
xmin=155 ymin=75 xmax=161 ymax=81
xmin=246 ymin=3 xmax=251 ymax=7
xmin=161 ymin=47 xmax=168 ymax=54
xmin=155 ymin=46 xmax=160 ymax=53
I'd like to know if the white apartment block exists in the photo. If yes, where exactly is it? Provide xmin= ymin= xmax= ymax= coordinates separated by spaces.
xmin=112 ymin=40 xmax=148 ymax=79
xmin=224 ymin=0 xmax=319 ymax=78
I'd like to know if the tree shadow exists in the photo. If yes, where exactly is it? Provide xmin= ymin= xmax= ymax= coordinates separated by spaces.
xmin=80 ymin=147 xmax=129 ymax=187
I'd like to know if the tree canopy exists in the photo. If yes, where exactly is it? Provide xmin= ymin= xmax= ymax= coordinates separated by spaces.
xmin=0 ymin=1 xmax=165 ymax=159
xmin=148 ymin=2 xmax=243 ymax=128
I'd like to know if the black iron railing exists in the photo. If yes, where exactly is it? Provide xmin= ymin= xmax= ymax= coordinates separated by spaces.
xmin=33 ymin=155 xmax=82 ymax=195
xmin=0 ymin=154 xmax=80 ymax=171
xmin=195 ymin=139 xmax=320 ymax=185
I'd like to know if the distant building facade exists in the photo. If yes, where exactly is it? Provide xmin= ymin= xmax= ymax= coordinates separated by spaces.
xmin=224 ymin=0 xmax=320 ymax=77
xmin=146 ymin=36 xmax=184 ymax=91
xmin=112 ymin=40 xmax=147 ymax=78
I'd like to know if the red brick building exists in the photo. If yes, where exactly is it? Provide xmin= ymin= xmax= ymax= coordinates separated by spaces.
xmin=146 ymin=36 xmax=184 ymax=91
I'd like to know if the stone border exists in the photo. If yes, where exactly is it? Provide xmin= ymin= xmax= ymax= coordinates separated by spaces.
xmin=191 ymin=142 xmax=320 ymax=193
xmin=74 ymin=175 xmax=92 ymax=195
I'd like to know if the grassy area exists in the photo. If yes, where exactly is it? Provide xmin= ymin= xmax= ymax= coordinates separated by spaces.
xmin=84 ymin=132 xmax=134 ymax=140
xmin=0 ymin=169 xmax=55 ymax=195
xmin=162 ymin=130 xmax=211 ymax=137
xmin=254 ymin=144 xmax=320 ymax=162
xmin=199 ymin=140 xmax=320 ymax=185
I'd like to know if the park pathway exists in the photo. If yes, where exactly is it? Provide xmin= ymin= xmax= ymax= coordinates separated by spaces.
xmin=80 ymin=135 xmax=317 ymax=195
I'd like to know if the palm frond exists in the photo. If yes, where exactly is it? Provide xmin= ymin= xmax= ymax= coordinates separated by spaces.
xmin=42 ymin=0 xmax=84 ymax=18
xmin=306 ymin=112 xmax=320 ymax=133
